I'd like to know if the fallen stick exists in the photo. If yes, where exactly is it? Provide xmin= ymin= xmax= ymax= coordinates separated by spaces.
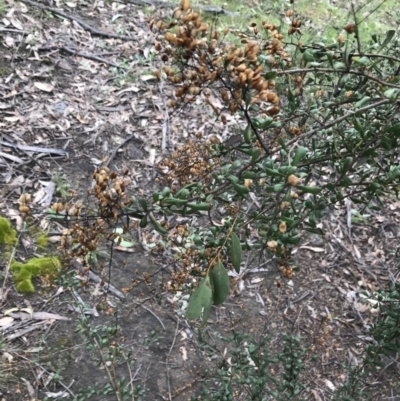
xmin=70 ymin=259 xmax=126 ymax=300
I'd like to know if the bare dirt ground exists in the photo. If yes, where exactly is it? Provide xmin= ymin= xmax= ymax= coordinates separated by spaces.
xmin=1 ymin=1 xmax=400 ymax=401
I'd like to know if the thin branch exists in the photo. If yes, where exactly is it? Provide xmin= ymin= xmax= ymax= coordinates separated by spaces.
xmin=357 ymin=0 xmax=389 ymax=25
xmin=360 ymin=53 xmax=400 ymax=65
xmin=277 ymin=67 xmax=400 ymax=89
xmin=243 ymin=107 xmax=270 ymax=154
xmin=165 ymin=318 xmax=179 ymax=401
xmin=351 ymin=2 xmax=363 ymax=56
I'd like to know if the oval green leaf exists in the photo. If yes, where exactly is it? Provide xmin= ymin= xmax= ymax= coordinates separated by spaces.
xmin=296 ymin=185 xmax=321 ymax=195
xmin=292 ymin=146 xmax=307 ymax=166
xmin=210 ymin=260 xmax=229 ymax=305
xmin=139 ymin=215 xmax=148 ymax=228
xmin=243 ymin=124 xmax=251 ymax=144
xmin=149 ymin=213 xmax=167 ymax=235
xmin=186 ymin=276 xmax=213 ymax=321
xmin=139 ymin=198 xmax=148 ymax=212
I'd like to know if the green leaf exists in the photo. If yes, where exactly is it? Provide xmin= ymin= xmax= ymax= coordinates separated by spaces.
xmin=297 ymin=185 xmax=321 ymax=194
xmin=288 ymin=83 xmax=295 ymax=102
xmin=351 ymin=56 xmax=370 ymax=68
xmin=241 ymin=171 xmax=257 ymax=179
xmin=281 ymin=235 xmax=301 ymax=245
xmin=380 ymin=30 xmax=395 ymax=49
xmin=232 ymin=183 xmax=249 ymax=196
xmin=333 ymin=62 xmax=346 ymax=70
xmin=139 ymin=199 xmax=148 ymax=212
xmin=279 ymin=166 xmax=296 ymax=176
xmin=303 ymin=49 xmax=314 ymax=63
xmin=243 ymin=124 xmax=251 ymax=144
xmin=385 ymin=123 xmax=400 ymax=136
xmin=384 ymin=89 xmax=400 ymax=102
xmin=200 ymin=297 xmax=212 ymax=328
xmin=326 ymin=51 xmax=334 ymax=67
xmin=360 ymin=148 xmax=378 ymax=157
xmin=162 ymin=197 xmax=188 ymax=206
xmin=161 ymin=187 xmax=171 ymax=197
xmin=343 ymin=45 xmax=353 ymax=68
xmin=252 ymin=117 xmax=273 ymax=130
xmin=265 ymin=71 xmax=277 ymax=79
xmin=175 ymin=188 xmax=190 ymax=199
xmin=354 ymin=96 xmax=371 ymax=109
xmin=139 ymin=215 xmax=148 ymax=228
xmin=186 ymin=276 xmax=213 ymax=320
xmin=353 ymin=117 xmax=364 ymax=134
xmin=230 ymin=232 xmax=242 ymax=274
xmin=210 ymin=260 xmax=229 ymax=305
xmin=292 ymin=146 xmax=307 ymax=166
xmin=265 ymin=168 xmax=284 ymax=177
xmin=187 ymin=203 xmax=212 ymax=212
xmin=278 ymin=137 xmax=287 ymax=151
xmin=272 ymin=183 xmax=286 ymax=192
xmin=341 ymin=157 xmax=353 ymax=174
xmin=251 ymin=148 xmax=261 ymax=163
xmin=149 ymin=214 xmax=167 ymax=235
xmin=113 ymin=228 xmax=136 ymax=248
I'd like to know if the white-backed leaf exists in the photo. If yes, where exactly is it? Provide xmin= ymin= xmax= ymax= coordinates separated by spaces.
xmin=200 ymin=292 xmax=212 ymax=328
xmin=186 ymin=276 xmax=212 ymax=320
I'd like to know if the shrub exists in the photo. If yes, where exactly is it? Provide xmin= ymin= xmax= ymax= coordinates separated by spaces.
xmin=145 ymin=0 xmax=400 ymax=321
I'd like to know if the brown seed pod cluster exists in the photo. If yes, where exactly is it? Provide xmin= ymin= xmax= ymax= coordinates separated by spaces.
xmin=286 ymin=124 xmax=305 ymax=136
xmin=19 ymin=193 xmax=31 ymax=215
xmin=288 ymin=18 xmax=302 ymax=36
xmin=58 ymin=168 xmax=133 ymax=265
xmin=279 ymin=263 xmax=293 ymax=279
xmin=157 ymin=140 xmax=218 ymax=192
xmin=150 ymin=0 xmax=292 ymax=119
xmin=317 ymin=319 xmax=334 ymax=348
xmin=287 ymin=174 xmax=300 ymax=186
xmin=61 ymin=219 xmax=105 ymax=259
xmin=91 ymin=167 xmax=132 ymax=219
